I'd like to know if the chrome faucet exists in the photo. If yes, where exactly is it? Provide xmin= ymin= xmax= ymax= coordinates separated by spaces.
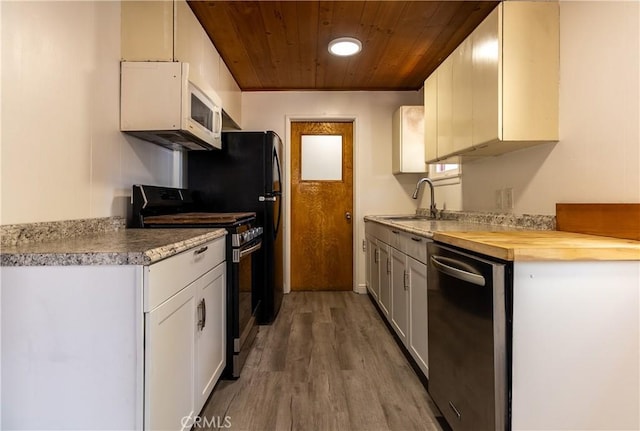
xmin=412 ymin=177 xmax=437 ymax=219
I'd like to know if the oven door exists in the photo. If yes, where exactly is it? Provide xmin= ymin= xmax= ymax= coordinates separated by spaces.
xmin=229 ymin=237 xmax=262 ymax=378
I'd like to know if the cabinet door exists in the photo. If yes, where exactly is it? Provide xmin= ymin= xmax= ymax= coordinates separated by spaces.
xmin=121 ymin=1 xmax=174 ymax=61
xmin=436 ymin=56 xmax=454 ymax=158
xmin=391 ymin=249 xmax=409 ymax=346
xmin=378 ymin=243 xmax=391 ymax=318
xmin=194 ymin=262 xmax=226 ymax=413
xmin=408 ymin=256 xmax=428 ymax=377
xmin=218 ymin=60 xmax=242 ymax=127
xmin=392 ymin=106 xmax=426 ymax=173
xmin=424 ymin=73 xmax=438 ymax=163
xmin=145 ymin=284 xmax=197 ymax=431
xmin=452 ymin=38 xmax=473 ymax=153
xmin=471 ymin=5 xmax=500 ymax=146
xmin=175 ymin=0 xmax=220 ymax=99
xmin=365 ymin=236 xmax=380 ymax=300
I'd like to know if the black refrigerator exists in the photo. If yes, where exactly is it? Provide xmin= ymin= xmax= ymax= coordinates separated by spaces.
xmin=187 ymin=131 xmax=284 ymax=324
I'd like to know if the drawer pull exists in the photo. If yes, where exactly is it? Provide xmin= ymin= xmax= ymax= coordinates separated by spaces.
xmin=194 ymin=246 xmax=208 ymax=255
xmin=410 ymin=236 xmax=423 ymax=242
xmin=197 ymin=298 xmax=207 ymax=331
xmin=391 ymin=230 xmax=400 ymax=234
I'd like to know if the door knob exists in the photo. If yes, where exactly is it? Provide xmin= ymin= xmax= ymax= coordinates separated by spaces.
xmin=345 ymin=211 xmax=352 ymax=220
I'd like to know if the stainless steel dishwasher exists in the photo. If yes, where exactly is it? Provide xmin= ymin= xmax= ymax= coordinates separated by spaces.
xmin=427 ymin=243 xmax=512 ymax=431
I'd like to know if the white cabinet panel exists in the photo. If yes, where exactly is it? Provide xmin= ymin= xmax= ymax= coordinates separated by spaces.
xmin=391 ymin=248 xmax=409 ymax=346
xmin=121 ymin=1 xmax=174 ymax=61
xmin=194 ymin=263 xmax=226 ymax=411
xmin=365 ymin=235 xmax=380 ymax=300
xmin=408 ymin=256 xmax=428 ymax=377
xmin=436 ymin=57 xmax=454 ymax=158
xmin=452 ymin=38 xmax=473 ymax=154
xmin=1 ymin=266 xmax=143 ymax=430
xmin=145 ymin=283 xmax=197 ymax=431
xmin=471 ymin=7 xmax=500 ymax=146
xmin=424 ymin=73 xmax=438 ymax=163
xmin=392 ymin=106 xmax=426 ymax=173
xmin=378 ymin=242 xmax=392 ymax=318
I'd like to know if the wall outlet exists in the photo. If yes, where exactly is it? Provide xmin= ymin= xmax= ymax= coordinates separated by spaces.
xmin=495 ymin=189 xmax=503 ymax=210
xmin=503 ymin=187 xmax=514 ymax=210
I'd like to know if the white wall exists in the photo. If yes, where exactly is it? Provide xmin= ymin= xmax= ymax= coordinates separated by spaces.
xmin=0 ymin=1 xmax=177 ymax=225
xmin=241 ymin=91 xmax=423 ymax=292
xmin=455 ymin=0 xmax=640 ymax=215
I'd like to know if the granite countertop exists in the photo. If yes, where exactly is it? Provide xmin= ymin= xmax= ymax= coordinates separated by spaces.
xmin=1 ymin=228 xmax=227 ymax=266
xmin=364 ymin=215 xmax=522 ymax=238
xmin=365 ymin=214 xmax=640 ymax=261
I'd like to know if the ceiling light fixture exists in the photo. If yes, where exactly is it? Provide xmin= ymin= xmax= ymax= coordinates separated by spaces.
xmin=328 ymin=37 xmax=362 ymax=57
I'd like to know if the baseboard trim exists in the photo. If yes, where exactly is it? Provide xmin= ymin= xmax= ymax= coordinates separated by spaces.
xmin=354 ymin=283 xmax=367 ymax=294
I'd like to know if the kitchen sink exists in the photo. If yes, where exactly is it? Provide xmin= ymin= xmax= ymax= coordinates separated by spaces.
xmin=379 ymin=215 xmax=434 ymax=221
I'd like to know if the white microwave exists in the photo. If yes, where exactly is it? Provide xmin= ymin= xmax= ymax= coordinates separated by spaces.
xmin=120 ymin=61 xmax=222 ymax=151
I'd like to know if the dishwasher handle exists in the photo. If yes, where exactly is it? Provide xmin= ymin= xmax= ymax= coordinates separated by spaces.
xmin=431 ymin=255 xmax=486 ymax=286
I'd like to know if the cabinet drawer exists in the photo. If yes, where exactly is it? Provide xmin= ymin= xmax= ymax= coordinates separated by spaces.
xmin=366 ymin=222 xmax=389 ymax=244
xmin=389 ymin=228 xmax=405 ymax=252
xmin=144 ymin=237 xmax=225 ymax=311
xmin=405 ymin=233 xmax=429 ymax=264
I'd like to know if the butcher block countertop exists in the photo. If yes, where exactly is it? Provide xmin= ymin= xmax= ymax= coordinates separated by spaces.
xmin=433 ymin=231 xmax=640 ymax=261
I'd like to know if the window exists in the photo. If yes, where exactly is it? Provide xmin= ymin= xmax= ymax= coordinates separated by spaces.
xmin=428 ymin=163 xmax=461 ymax=182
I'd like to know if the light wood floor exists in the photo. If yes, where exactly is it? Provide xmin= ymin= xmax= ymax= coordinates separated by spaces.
xmin=201 ymin=291 xmax=446 ymax=431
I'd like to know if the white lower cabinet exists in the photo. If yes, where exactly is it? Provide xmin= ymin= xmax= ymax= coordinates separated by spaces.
xmin=378 ymin=242 xmax=392 ymax=318
xmin=365 ymin=234 xmax=379 ymax=300
xmin=194 ymin=264 xmax=226 ymax=410
xmin=364 ymin=221 xmax=430 ymax=378
xmin=145 ymin=260 xmax=226 ymax=431
xmin=145 ymin=281 xmax=198 ymax=431
xmin=1 ymin=236 xmax=226 ymax=431
xmin=391 ymin=248 xmax=409 ymax=346
xmin=407 ymin=255 xmax=428 ymax=377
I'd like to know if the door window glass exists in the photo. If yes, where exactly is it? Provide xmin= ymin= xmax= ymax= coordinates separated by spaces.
xmin=300 ymin=135 xmax=342 ymax=181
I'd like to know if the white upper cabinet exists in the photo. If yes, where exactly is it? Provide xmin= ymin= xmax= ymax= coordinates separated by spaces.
xmin=121 ymin=0 xmax=242 ymax=127
xmin=121 ymin=1 xmax=174 ymax=61
xmin=452 ymin=37 xmax=473 ymax=154
xmin=424 ymin=1 xmax=559 ymax=163
xmin=392 ymin=106 xmax=427 ymax=173
xmin=423 ymin=74 xmax=438 ymax=163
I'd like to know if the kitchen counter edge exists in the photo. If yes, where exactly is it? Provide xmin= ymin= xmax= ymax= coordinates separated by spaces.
xmin=0 ymin=228 xmax=227 ymax=267
xmin=365 ymin=216 xmax=640 ymax=261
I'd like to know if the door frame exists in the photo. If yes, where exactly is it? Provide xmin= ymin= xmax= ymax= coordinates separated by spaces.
xmin=284 ymin=115 xmax=361 ymax=294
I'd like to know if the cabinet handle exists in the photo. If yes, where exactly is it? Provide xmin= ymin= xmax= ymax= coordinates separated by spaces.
xmin=391 ymin=230 xmax=400 ymax=234
xmin=411 ymin=236 xmax=422 ymax=242
xmin=194 ymin=246 xmax=208 ymax=255
xmin=197 ymin=299 xmax=204 ymax=330
xmin=374 ymin=249 xmax=379 ymax=264
xmin=202 ymin=298 xmax=206 ymax=330
xmin=197 ymin=298 xmax=207 ymax=331
xmin=387 ymin=258 xmax=391 ymax=274
xmin=403 ymin=270 xmax=409 ymax=290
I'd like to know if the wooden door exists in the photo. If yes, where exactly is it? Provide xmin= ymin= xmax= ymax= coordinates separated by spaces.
xmin=291 ymin=122 xmax=353 ymax=291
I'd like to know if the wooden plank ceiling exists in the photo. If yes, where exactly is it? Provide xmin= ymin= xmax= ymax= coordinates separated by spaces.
xmin=188 ymin=1 xmax=500 ymax=91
